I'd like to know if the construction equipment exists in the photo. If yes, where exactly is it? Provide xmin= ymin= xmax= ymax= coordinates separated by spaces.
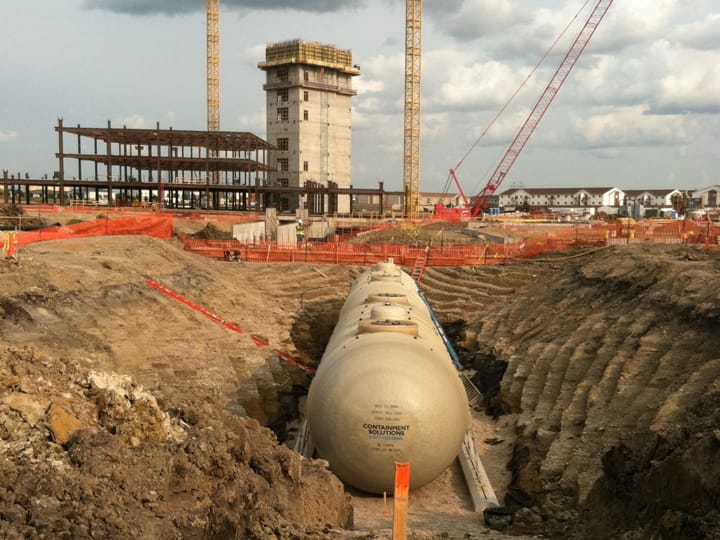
xmin=206 ymin=0 xmax=220 ymax=132
xmin=206 ymin=0 xmax=220 ymax=191
xmin=403 ymin=0 xmax=422 ymax=219
xmin=437 ymin=0 xmax=614 ymax=219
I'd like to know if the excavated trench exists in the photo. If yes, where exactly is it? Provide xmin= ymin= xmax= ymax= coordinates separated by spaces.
xmin=235 ymin=297 xmax=344 ymax=445
xmin=5 ymin=233 xmax=719 ymax=539
xmin=245 ymin=246 xmax=720 ymax=539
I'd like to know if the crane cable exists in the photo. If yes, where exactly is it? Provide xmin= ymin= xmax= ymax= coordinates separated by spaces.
xmin=443 ymin=0 xmax=592 ymax=197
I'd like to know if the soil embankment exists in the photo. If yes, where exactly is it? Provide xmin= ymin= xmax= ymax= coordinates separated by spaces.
xmin=422 ymin=245 xmax=720 ymax=538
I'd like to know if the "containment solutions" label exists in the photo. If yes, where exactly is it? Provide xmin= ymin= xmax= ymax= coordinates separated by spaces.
xmin=363 ymin=423 xmax=411 ymax=441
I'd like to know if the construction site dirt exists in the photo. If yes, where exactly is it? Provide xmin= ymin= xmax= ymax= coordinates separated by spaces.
xmin=1 ymin=215 xmax=719 ymax=539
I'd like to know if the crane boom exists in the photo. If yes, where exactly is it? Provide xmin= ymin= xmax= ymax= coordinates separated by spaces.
xmin=207 ymin=0 xmax=220 ymax=132
xmin=470 ymin=0 xmax=613 ymax=216
xmin=403 ymin=0 xmax=422 ymax=219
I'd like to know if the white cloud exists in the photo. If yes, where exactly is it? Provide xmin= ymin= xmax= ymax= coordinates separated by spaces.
xmin=571 ymin=106 xmax=692 ymax=148
xmin=426 ymin=0 xmax=522 ymax=41
xmin=242 ymin=43 xmax=267 ymax=63
xmin=0 ymin=130 xmax=18 ymax=142
xmin=236 ymin=111 xmax=266 ymax=134
xmin=430 ymin=58 xmax=526 ymax=110
xmin=118 ymin=114 xmax=147 ymax=129
xmin=591 ymin=0 xmax=677 ymax=51
xmin=670 ymin=12 xmax=720 ymax=49
xmin=354 ymin=78 xmax=384 ymax=95
xmin=651 ymin=41 xmax=720 ymax=114
xmin=421 ymin=112 xmax=450 ymax=142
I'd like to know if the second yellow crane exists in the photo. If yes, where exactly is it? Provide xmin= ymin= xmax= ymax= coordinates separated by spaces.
xmin=403 ymin=0 xmax=422 ymax=219
xmin=207 ymin=0 xmax=220 ymax=132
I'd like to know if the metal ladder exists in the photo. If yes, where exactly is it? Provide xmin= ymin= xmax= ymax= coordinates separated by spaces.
xmin=460 ymin=373 xmax=483 ymax=408
xmin=410 ymin=250 xmax=428 ymax=282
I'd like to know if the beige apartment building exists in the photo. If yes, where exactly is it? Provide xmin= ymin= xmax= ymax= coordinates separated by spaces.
xmin=259 ymin=40 xmax=360 ymax=214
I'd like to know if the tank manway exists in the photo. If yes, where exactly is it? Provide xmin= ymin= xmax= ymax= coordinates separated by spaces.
xmin=306 ymin=259 xmax=470 ymax=494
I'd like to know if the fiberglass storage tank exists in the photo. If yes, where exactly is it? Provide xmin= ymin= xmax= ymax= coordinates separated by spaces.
xmin=306 ymin=260 xmax=469 ymax=494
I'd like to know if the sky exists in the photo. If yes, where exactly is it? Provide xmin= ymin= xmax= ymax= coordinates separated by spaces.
xmin=0 ymin=0 xmax=718 ymax=196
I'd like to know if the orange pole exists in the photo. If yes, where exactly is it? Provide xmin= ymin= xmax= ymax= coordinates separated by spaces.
xmin=7 ymin=231 xmax=17 ymax=257
xmin=392 ymin=462 xmax=410 ymax=540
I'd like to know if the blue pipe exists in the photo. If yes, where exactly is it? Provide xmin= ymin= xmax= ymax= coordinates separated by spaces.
xmin=417 ymin=284 xmax=463 ymax=370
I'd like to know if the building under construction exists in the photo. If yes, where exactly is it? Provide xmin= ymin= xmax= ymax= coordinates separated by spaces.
xmin=259 ymin=40 xmax=361 ymax=214
xmin=1 ymin=116 xmax=394 ymax=213
xmin=50 ymin=119 xmax=274 ymax=210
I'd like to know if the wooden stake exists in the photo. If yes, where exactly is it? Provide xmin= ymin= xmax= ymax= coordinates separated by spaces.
xmin=392 ymin=462 xmax=410 ymax=540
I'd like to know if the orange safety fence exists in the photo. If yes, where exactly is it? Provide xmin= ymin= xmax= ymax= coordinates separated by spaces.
xmin=15 ymin=215 xmax=174 ymax=246
xmin=7 ymin=213 xmax=719 ymax=266
xmin=182 ymin=238 xmax=496 ymax=267
xmin=182 ymin=220 xmax=720 ymax=267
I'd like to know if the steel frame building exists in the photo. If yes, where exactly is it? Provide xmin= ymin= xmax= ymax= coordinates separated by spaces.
xmin=51 ymin=118 xmax=274 ymax=210
xmin=1 ymin=118 xmax=397 ymax=214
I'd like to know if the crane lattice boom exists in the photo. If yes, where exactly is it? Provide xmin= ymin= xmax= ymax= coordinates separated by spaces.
xmin=207 ymin=0 xmax=220 ymax=132
xmin=470 ymin=0 xmax=613 ymax=216
xmin=403 ymin=0 xmax=422 ymax=219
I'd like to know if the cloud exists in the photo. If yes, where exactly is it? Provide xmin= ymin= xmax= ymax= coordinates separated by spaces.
xmin=353 ymin=53 xmax=404 ymax=116
xmin=83 ymin=0 xmax=367 ymax=16
xmin=571 ymin=106 xmax=693 ymax=148
xmin=235 ymin=112 xmax=266 ymax=133
xmin=117 ymin=114 xmax=146 ymax=129
xmin=0 ymin=130 xmax=18 ymax=142
xmin=617 ymin=39 xmax=720 ymax=115
xmin=429 ymin=55 xmax=533 ymax=112
xmin=671 ymin=13 xmax=720 ymax=51
xmin=425 ymin=0 xmax=523 ymax=42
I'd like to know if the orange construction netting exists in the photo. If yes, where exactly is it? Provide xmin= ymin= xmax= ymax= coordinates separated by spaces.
xmin=15 ymin=215 xmax=173 ymax=246
xmin=182 ymin=219 xmax=720 ymax=267
xmin=7 ymin=212 xmax=719 ymax=267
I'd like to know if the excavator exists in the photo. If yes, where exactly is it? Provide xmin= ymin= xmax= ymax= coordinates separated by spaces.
xmin=436 ymin=0 xmax=614 ymax=220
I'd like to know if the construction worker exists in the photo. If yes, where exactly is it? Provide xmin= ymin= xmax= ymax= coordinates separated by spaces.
xmin=296 ymin=219 xmax=305 ymax=247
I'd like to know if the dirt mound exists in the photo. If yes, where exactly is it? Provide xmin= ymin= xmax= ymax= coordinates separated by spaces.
xmin=0 ymin=344 xmax=350 ymax=539
xmin=186 ymin=222 xmax=233 ymax=240
xmin=351 ymin=222 xmax=486 ymax=247
xmin=0 ymin=204 xmax=46 ymax=230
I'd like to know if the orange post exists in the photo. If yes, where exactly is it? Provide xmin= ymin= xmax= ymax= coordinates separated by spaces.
xmin=392 ymin=462 xmax=410 ymax=540
xmin=7 ymin=231 xmax=17 ymax=258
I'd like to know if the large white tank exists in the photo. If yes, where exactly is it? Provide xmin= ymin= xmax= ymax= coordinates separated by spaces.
xmin=306 ymin=260 xmax=469 ymax=494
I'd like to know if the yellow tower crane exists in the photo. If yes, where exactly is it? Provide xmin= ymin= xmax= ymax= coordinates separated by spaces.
xmin=206 ymin=0 xmax=220 ymax=132
xmin=403 ymin=0 xmax=422 ymax=219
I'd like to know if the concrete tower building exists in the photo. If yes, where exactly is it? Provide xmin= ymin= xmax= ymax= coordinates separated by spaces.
xmin=259 ymin=40 xmax=360 ymax=214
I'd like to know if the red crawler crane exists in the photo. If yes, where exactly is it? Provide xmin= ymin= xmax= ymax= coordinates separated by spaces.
xmin=440 ymin=0 xmax=614 ymax=219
